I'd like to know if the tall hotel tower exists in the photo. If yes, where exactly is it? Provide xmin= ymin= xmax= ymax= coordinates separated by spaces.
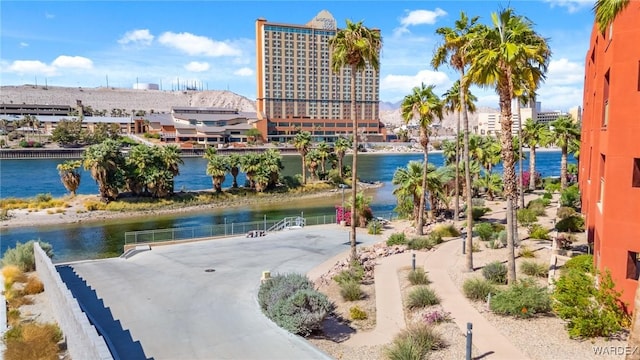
xmin=255 ymin=10 xmax=382 ymax=143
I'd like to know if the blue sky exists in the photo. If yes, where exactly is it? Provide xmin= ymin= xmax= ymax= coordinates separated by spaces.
xmin=1 ymin=0 xmax=596 ymax=111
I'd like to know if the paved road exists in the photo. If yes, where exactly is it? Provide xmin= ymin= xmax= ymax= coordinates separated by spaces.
xmin=68 ymin=225 xmax=379 ymax=360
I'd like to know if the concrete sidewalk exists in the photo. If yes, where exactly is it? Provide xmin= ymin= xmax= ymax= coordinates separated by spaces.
xmin=423 ymin=239 xmax=530 ymax=360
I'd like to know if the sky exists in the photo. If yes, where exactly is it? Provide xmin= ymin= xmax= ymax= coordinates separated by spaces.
xmin=1 ymin=0 xmax=597 ymax=111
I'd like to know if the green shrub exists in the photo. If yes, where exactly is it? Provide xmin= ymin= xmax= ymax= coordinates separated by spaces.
xmin=520 ymin=261 xmax=548 ymax=277
xmin=482 ymin=261 xmax=508 ymax=284
xmin=491 ymin=223 xmax=506 ymax=232
xmin=552 ymin=268 xmax=629 ymax=338
xmin=516 ymin=209 xmax=538 ymax=226
xmin=528 ymin=224 xmax=549 ymax=240
xmin=518 ymin=246 xmax=536 ymax=258
xmin=427 ymin=232 xmax=443 ymax=245
xmin=472 ymin=198 xmax=485 ymax=207
xmin=387 ymin=232 xmax=408 ymax=246
xmin=407 ymin=286 xmax=440 ymax=309
xmin=350 ymin=306 xmax=368 ymax=320
xmin=474 ymin=222 xmax=494 ymax=241
xmin=490 ymin=279 xmax=551 ymax=318
xmin=472 ymin=207 xmax=490 ymax=221
xmin=385 ymin=324 xmax=445 ymax=360
xmin=368 ymin=220 xmax=383 ymax=235
xmin=407 ymin=237 xmax=435 ymax=250
xmin=487 ymin=239 xmax=502 ymax=249
xmin=2 ymin=241 xmax=54 ymax=272
xmin=562 ymin=254 xmax=594 ymax=274
xmin=557 ymin=206 xmax=576 ymax=219
xmin=463 ymin=278 xmax=498 ymax=301
xmin=258 ymin=273 xmax=332 ymax=336
xmin=544 ymin=180 xmax=561 ymax=193
xmin=339 ymin=281 xmax=363 ymax=301
xmin=333 ymin=261 xmax=365 ymax=285
xmin=407 ymin=268 xmax=429 ymax=285
xmin=34 ymin=193 xmax=53 ymax=203
xmin=560 ymin=185 xmax=581 ymax=209
xmin=498 ymin=230 xmax=507 ymax=246
xmin=556 ymin=216 xmax=584 ymax=232
xmin=542 ymin=191 xmax=553 ymax=200
xmin=526 ymin=199 xmax=547 ymax=216
xmin=432 ymin=224 xmax=460 ymax=237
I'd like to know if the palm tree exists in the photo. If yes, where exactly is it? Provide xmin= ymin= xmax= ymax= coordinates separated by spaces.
xmin=401 ymin=83 xmax=443 ymax=234
xmin=475 ymin=172 xmax=503 ymax=201
xmin=56 ymin=160 xmax=82 ymax=196
xmin=333 ymin=136 xmax=351 ymax=179
xmin=293 ymin=131 xmax=312 ymax=185
xmin=329 ymin=19 xmax=382 ymax=262
xmin=594 ymin=0 xmax=630 ymax=31
xmin=261 ymin=149 xmax=283 ymax=189
xmin=82 ymin=139 xmax=125 ymax=201
xmin=316 ymin=141 xmax=331 ymax=176
xmin=240 ymin=153 xmax=261 ymax=189
xmin=204 ymin=148 xmax=229 ymax=193
xmin=550 ymin=116 xmax=580 ymax=190
xmin=306 ymin=148 xmax=322 ymax=181
xmin=161 ymin=145 xmax=183 ymax=194
xmin=433 ymin=11 xmax=480 ymax=272
xmin=522 ymin=119 xmax=552 ymax=191
xmin=228 ymin=154 xmax=242 ymax=188
xmin=442 ymin=80 xmax=477 ymax=222
xmin=466 ymin=8 xmax=550 ymax=284
xmin=441 ymin=140 xmax=457 ymax=166
xmin=392 ymin=161 xmax=424 ymax=221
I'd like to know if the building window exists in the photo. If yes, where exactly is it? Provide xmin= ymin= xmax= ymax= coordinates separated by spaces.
xmin=603 ymin=70 xmax=610 ymax=127
xmin=627 ymin=252 xmax=640 ymax=280
xmin=633 ymin=158 xmax=640 ymax=187
xmin=599 ymin=154 xmax=606 ymax=204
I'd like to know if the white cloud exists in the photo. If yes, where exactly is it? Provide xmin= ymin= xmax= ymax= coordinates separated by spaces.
xmin=184 ymin=61 xmax=210 ymax=72
xmin=118 ymin=29 xmax=154 ymax=46
xmin=537 ymin=85 xmax=584 ymax=110
xmin=381 ymin=69 xmax=450 ymax=94
xmin=158 ymin=32 xmax=241 ymax=57
xmin=45 ymin=12 xmax=55 ymax=19
xmin=394 ymin=9 xmax=447 ymax=36
xmin=546 ymin=58 xmax=584 ymax=86
xmin=6 ymin=60 xmax=57 ymax=76
xmin=52 ymin=55 xmax=93 ymax=69
xmin=544 ymin=0 xmax=594 ymax=13
xmin=19 ymin=42 xmax=29 ymax=48
xmin=233 ymin=67 xmax=254 ymax=76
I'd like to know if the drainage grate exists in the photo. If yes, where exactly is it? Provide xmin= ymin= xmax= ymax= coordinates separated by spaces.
xmin=204 ymin=268 xmax=216 ymax=273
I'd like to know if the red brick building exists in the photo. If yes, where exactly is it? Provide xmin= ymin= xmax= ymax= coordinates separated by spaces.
xmin=579 ymin=2 xmax=640 ymax=312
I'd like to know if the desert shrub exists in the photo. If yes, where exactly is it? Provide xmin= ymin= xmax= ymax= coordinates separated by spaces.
xmin=83 ymin=200 xmax=107 ymax=211
xmin=367 ymin=220 xmax=383 ymax=235
xmin=560 ymin=185 xmax=581 ymax=209
xmin=562 ymin=254 xmax=594 ymax=274
xmin=387 ymin=232 xmax=408 ymax=246
xmin=472 ymin=242 xmax=482 ymax=252
xmin=520 ymin=261 xmax=548 ymax=277
xmin=350 ymin=306 xmax=368 ymax=320
xmin=339 ymin=281 xmax=363 ymax=301
xmin=385 ymin=324 xmax=446 ymax=360
xmin=482 ymin=261 xmax=508 ymax=284
xmin=463 ymin=278 xmax=498 ymax=302
xmin=544 ymin=179 xmax=561 ymax=193
xmin=7 ymin=309 xmax=20 ymax=327
xmin=34 ymin=193 xmax=52 ymax=203
xmin=407 ymin=236 xmax=435 ymax=251
xmin=552 ymin=268 xmax=629 ymax=338
xmin=2 ymin=240 xmax=54 ymax=272
xmin=432 ymin=224 xmax=460 ymax=238
xmin=526 ymin=199 xmax=547 ymax=216
xmin=472 ymin=198 xmax=485 ymax=207
xmin=408 ymin=268 xmax=429 ymax=285
xmin=556 ymin=216 xmax=585 ymax=232
xmin=490 ymin=279 xmax=551 ymax=318
xmin=474 ymin=222 xmax=494 ymax=241
xmin=516 ymin=209 xmax=538 ymax=227
xmin=557 ymin=206 xmax=576 ymax=219
xmin=258 ymin=273 xmax=314 ymax=311
xmin=427 ymin=232 xmax=443 ymax=245
xmin=333 ymin=261 xmax=365 ymax=285
xmin=487 ymin=239 xmax=502 ymax=249
xmin=23 ymin=275 xmax=44 ymax=295
xmin=498 ymin=230 xmax=507 ymax=246
xmin=423 ymin=310 xmax=451 ymax=325
xmin=472 ymin=207 xmax=490 ymax=220
xmin=407 ymin=286 xmax=440 ymax=309
xmin=518 ymin=246 xmax=536 ymax=258
xmin=3 ymin=323 xmax=63 ymax=360
xmin=542 ymin=191 xmax=553 ymax=200
xmin=2 ymin=265 xmax=24 ymax=286
xmin=528 ymin=224 xmax=549 ymax=240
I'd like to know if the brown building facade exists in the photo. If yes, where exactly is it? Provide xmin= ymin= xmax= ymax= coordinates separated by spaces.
xmin=255 ymin=10 xmax=382 ymax=143
xmin=579 ymin=3 xmax=640 ymax=312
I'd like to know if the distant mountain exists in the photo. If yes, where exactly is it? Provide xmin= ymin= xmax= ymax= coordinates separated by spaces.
xmin=379 ymin=100 xmax=402 ymax=111
xmin=380 ymin=105 xmax=498 ymax=133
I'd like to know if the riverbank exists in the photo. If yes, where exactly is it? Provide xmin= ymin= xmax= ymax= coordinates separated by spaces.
xmin=0 ymin=182 xmax=383 ymax=229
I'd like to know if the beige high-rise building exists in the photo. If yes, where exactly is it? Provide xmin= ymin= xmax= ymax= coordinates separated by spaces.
xmin=255 ymin=10 xmax=382 ymax=143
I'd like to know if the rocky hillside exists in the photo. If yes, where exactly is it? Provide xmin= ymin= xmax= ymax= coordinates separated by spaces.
xmin=380 ymin=106 xmax=497 ymax=131
xmin=0 ymin=85 xmax=256 ymax=114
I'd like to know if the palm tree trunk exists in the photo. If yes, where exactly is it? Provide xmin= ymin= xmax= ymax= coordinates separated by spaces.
xmin=454 ymin=111 xmax=461 ymax=221
xmin=350 ymin=65 xmax=358 ymax=262
xmin=506 ymin=197 xmax=516 ymax=282
xmin=338 ymin=155 xmax=344 ymax=179
xmin=560 ymin=146 xmax=568 ymax=190
xmin=417 ymin=140 xmax=428 ymax=236
xmin=461 ymin=71 xmax=474 ymax=272
xmin=517 ymin=100 xmax=525 ymax=209
xmin=301 ymin=156 xmax=307 ymax=185
xmin=529 ymin=146 xmax=537 ymax=191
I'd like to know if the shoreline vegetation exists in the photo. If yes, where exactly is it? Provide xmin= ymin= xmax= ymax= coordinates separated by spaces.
xmin=0 ymin=181 xmax=383 ymax=229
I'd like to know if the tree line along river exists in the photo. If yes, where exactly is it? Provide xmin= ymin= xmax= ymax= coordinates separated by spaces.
xmin=0 ymin=151 xmax=573 ymax=262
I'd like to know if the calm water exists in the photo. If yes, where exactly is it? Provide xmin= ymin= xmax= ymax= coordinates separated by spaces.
xmin=0 ymin=151 xmax=573 ymax=262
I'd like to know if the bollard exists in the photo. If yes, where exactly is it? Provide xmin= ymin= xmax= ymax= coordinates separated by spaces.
xmin=462 ymin=238 xmax=466 ymax=254
xmin=466 ymin=322 xmax=473 ymax=360
xmin=412 ymin=253 xmax=416 ymax=270
xmin=487 ymin=292 xmax=492 ymax=309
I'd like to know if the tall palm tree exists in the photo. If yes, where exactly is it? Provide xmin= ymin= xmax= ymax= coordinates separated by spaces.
xmin=306 ymin=148 xmax=322 ymax=181
xmin=228 ymin=154 xmax=242 ymax=188
xmin=333 ymin=136 xmax=351 ymax=179
xmin=316 ymin=141 xmax=331 ymax=175
xmin=240 ymin=153 xmax=261 ymax=189
xmin=329 ymin=19 xmax=382 ymax=262
xmin=466 ymin=8 xmax=551 ymax=284
xmin=433 ymin=11 xmax=480 ymax=271
xmin=204 ymin=148 xmax=229 ymax=193
xmin=293 ymin=131 xmax=312 ymax=185
xmin=56 ymin=160 xmax=82 ymax=196
xmin=550 ymin=116 xmax=580 ymax=190
xmin=442 ymin=80 xmax=477 ymax=221
xmin=82 ymin=139 xmax=125 ymax=201
xmin=161 ymin=145 xmax=183 ymax=194
xmin=392 ymin=161 xmax=424 ymax=222
xmin=401 ymin=83 xmax=443 ymax=235
xmin=261 ymin=149 xmax=283 ymax=189
xmin=522 ymin=119 xmax=551 ymax=190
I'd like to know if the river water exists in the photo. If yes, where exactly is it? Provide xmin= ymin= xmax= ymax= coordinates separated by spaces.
xmin=0 ymin=151 xmax=573 ymax=262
